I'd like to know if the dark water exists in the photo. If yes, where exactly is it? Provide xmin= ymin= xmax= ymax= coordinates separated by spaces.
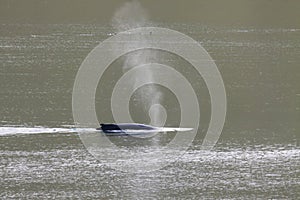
xmin=0 ymin=24 xmax=299 ymax=198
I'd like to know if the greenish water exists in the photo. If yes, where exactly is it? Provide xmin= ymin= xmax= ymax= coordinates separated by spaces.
xmin=0 ymin=23 xmax=299 ymax=198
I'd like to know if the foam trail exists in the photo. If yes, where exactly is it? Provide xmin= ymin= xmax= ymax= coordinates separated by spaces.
xmin=0 ymin=126 xmax=96 ymax=137
xmin=0 ymin=126 xmax=192 ymax=137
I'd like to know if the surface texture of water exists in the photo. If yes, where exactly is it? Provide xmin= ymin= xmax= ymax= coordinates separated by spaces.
xmin=0 ymin=23 xmax=299 ymax=198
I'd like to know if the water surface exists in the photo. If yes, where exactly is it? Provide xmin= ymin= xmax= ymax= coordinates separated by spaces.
xmin=0 ymin=23 xmax=299 ymax=198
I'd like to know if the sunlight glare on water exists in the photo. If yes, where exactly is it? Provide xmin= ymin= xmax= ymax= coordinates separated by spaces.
xmin=0 ymin=22 xmax=299 ymax=198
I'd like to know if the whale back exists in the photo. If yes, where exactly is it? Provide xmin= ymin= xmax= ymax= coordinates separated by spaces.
xmin=99 ymin=123 xmax=156 ymax=132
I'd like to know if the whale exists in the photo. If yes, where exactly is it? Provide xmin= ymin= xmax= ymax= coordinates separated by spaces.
xmin=97 ymin=123 xmax=193 ymax=136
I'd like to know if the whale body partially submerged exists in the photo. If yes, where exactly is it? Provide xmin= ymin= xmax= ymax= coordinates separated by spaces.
xmin=99 ymin=123 xmax=156 ymax=131
xmin=97 ymin=123 xmax=156 ymax=134
xmin=97 ymin=123 xmax=193 ymax=136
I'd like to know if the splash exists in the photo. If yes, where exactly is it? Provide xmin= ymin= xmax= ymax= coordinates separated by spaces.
xmin=111 ymin=1 xmax=163 ymax=126
xmin=0 ymin=126 xmax=192 ymax=137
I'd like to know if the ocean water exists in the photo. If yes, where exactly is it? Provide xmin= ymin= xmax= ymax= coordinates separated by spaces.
xmin=0 ymin=23 xmax=299 ymax=199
